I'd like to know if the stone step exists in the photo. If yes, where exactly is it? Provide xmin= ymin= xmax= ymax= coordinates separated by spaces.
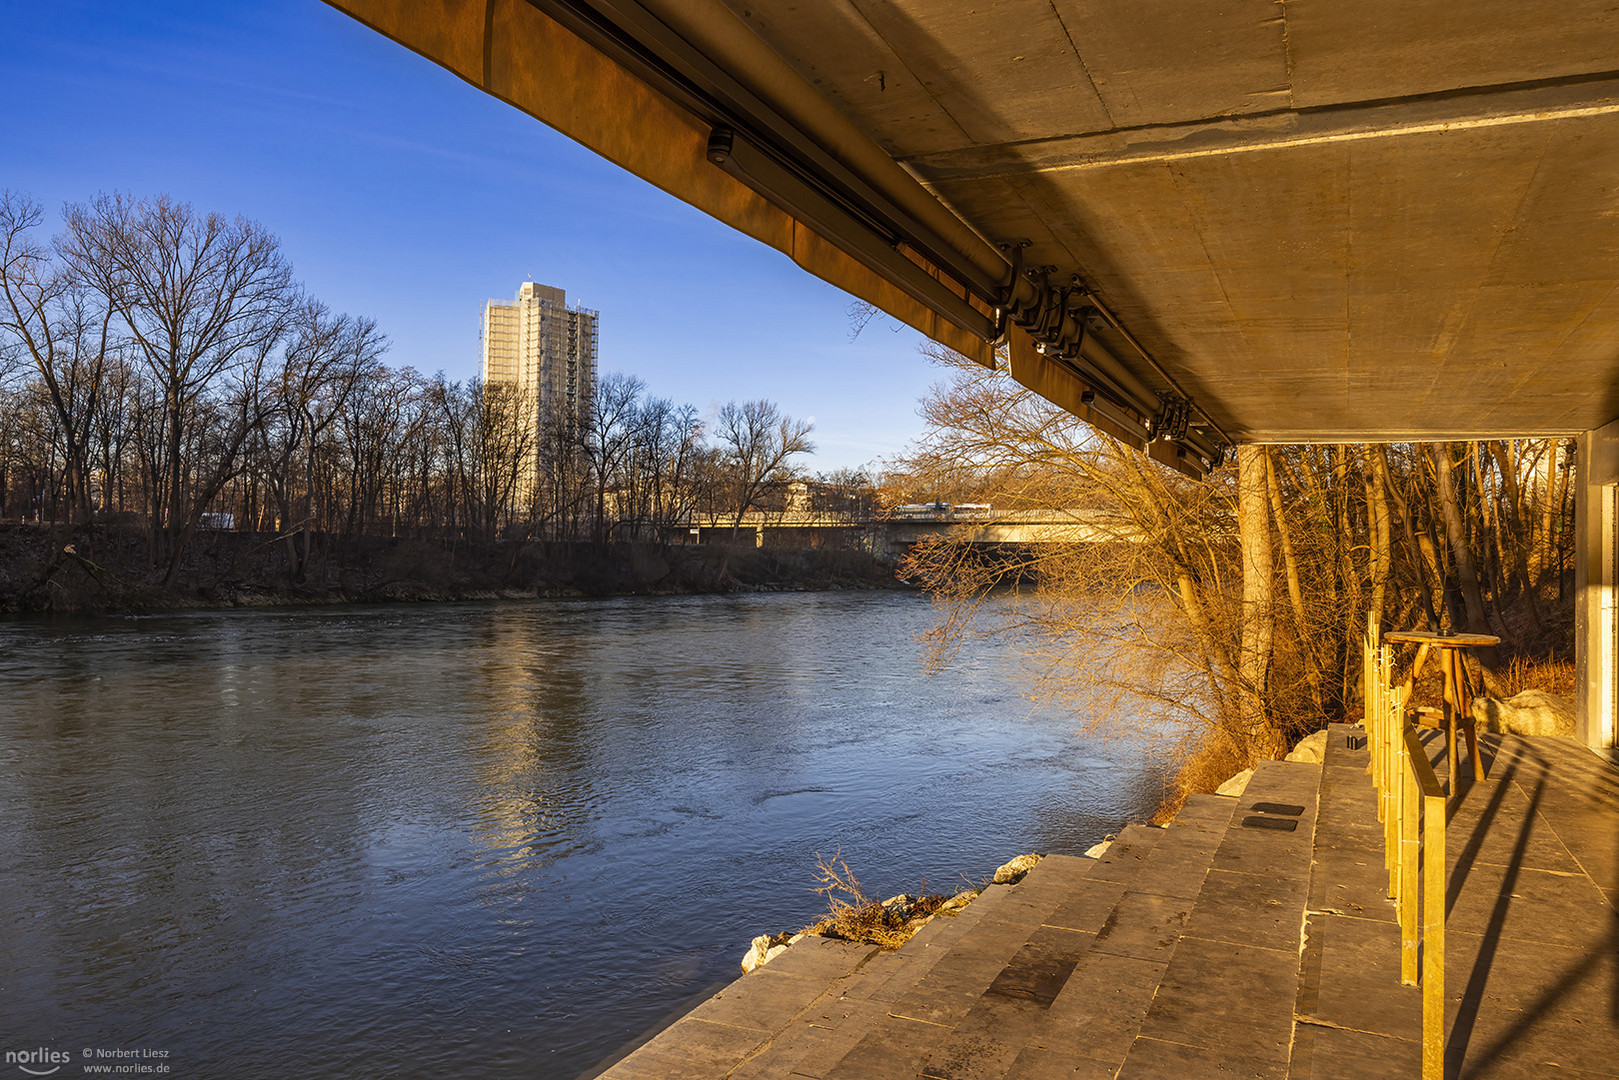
xmin=707 ymin=861 xmax=1089 ymax=1080
xmin=811 ymin=858 xmax=1095 ymax=1080
xmin=1081 ymin=822 xmax=1163 ymax=883
xmin=590 ymin=785 xmax=1250 ymax=1080
xmin=586 ymin=884 xmax=1030 ymax=1080
xmin=1178 ymin=791 xmax=1247 ymax=822
xmin=1118 ymin=756 xmax=1324 ymax=1080
xmin=723 ymin=881 xmax=1029 ymax=1080
xmin=587 ymin=934 xmax=879 ymax=1080
xmin=1288 ymin=723 xmax=1418 ymax=1080
xmin=863 ymin=807 xmax=1240 ymax=1080
xmin=1088 ymin=803 xmax=1231 ymax=899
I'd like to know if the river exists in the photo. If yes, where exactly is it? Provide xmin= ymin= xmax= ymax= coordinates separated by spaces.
xmin=0 ymin=591 xmax=1168 ymax=1079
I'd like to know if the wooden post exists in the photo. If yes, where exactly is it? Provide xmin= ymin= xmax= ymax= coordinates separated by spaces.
xmin=1365 ymin=620 xmax=1379 ymax=788
xmin=1458 ymin=652 xmax=1486 ymax=782
xmin=1401 ymin=643 xmax=1430 ymax=702
xmin=1422 ymin=787 xmax=1447 ymax=1080
xmin=1401 ymin=725 xmax=1448 ymax=1080
xmin=1399 ymin=749 xmax=1420 ymax=984
xmin=1384 ymin=665 xmax=1399 ymax=887
xmin=1450 ymin=650 xmax=1463 ymax=793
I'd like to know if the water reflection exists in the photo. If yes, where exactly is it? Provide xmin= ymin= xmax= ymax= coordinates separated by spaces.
xmin=0 ymin=592 xmax=1169 ymax=1078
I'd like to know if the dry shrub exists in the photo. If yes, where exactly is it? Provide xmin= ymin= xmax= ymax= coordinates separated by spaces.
xmin=1492 ymin=654 xmax=1577 ymax=700
xmin=802 ymin=851 xmax=948 ymax=950
xmin=1151 ymin=732 xmax=1250 ymax=825
xmin=1397 ymin=650 xmax=1576 ymax=707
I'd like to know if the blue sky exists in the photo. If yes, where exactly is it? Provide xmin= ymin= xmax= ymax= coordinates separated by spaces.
xmin=0 ymin=0 xmax=943 ymax=470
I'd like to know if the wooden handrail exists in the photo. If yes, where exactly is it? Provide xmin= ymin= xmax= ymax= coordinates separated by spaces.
xmin=1363 ymin=627 xmax=1448 ymax=1080
xmin=1402 ymin=726 xmax=1446 ymax=1080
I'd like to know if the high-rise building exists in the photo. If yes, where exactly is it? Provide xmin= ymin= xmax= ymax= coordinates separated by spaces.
xmin=480 ymin=281 xmax=599 ymax=431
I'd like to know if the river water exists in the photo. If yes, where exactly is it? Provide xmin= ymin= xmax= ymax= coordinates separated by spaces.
xmin=0 ymin=591 xmax=1168 ymax=1079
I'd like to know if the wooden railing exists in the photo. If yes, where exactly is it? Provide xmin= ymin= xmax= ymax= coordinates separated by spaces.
xmin=1363 ymin=618 xmax=1448 ymax=1080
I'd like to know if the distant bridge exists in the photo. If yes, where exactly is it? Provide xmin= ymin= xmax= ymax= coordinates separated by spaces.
xmin=683 ymin=508 xmax=1140 ymax=553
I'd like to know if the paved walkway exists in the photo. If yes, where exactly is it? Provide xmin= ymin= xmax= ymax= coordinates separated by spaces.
xmin=1293 ymin=726 xmax=1619 ymax=1079
xmin=583 ymin=727 xmax=1619 ymax=1080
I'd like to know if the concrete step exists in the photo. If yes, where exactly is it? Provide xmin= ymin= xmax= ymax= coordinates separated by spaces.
xmin=909 ymin=800 xmax=1241 ymax=1080
xmin=1118 ymin=756 xmax=1324 ymax=1080
xmin=591 ymin=770 xmax=1277 ymax=1080
xmin=1288 ymin=723 xmax=1418 ymax=1080
xmin=812 ymin=857 xmax=1095 ymax=1080
xmin=724 ymin=880 xmax=1031 ymax=1080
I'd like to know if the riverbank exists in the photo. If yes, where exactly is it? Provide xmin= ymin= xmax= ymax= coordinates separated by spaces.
xmin=0 ymin=523 xmax=905 ymax=614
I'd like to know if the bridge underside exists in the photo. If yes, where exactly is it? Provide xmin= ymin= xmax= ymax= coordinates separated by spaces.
xmin=325 ymin=0 xmax=1619 ymax=749
xmin=328 ymin=0 xmax=1619 ymax=456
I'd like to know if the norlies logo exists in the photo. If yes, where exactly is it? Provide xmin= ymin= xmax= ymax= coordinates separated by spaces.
xmin=5 ymin=1049 xmax=70 ymax=1077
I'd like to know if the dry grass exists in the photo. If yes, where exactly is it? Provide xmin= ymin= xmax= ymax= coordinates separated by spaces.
xmin=801 ymin=851 xmax=949 ymax=950
xmin=1151 ymin=734 xmax=1252 ymax=825
xmin=1400 ymin=650 xmax=1575 ymax=706
xmin=1491 ymin=654 xmax=1576 ymax=699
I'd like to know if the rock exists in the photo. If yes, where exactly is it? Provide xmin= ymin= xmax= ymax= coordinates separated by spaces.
xmin=1472 ymin=690 xmax=1575 ymax=737
xmin=1084 ymin=834 xmax=1115 ymax=859
xmin=993 ymin=853 xmax=1042 ymax=885
xmin=936 ymin=890 xmax=977 ymax=916
xmin=1285 ymin=729 xmax=1329 ymax=764
xmin=1216 ymin=768 xmax=1253 ymax=797
xmin=740 ymin=931 xmax=794 ymax=974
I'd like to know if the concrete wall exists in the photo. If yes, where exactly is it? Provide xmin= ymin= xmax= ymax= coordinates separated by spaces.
xmin=1575 ymin=419 xmax=1619 ymax=749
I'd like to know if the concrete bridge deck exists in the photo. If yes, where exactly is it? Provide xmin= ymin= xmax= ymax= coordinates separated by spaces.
xmin=580 ymin=727 xmax=1619 ymax=1079
xmin=690 ymin=509 xmax=1140 ymax=549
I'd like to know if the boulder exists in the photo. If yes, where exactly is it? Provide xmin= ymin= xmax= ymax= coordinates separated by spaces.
xmin=1216 ymin=768 xmax=1253 ymax=797
xmin=993 ymin=853 xmax=1043 ymax=885
xmin=936 ymin=890 xmax=977 ymax=916
xmin=740 ymin=931 xmax=794 ymax=974
xmin=1286 ymin=729 xmax=1329 ymax=765
xmin=1472 ymin=690 xmax=1575 ymax=737
xmin=1084 ymin=835 xmax=1114 ymax=859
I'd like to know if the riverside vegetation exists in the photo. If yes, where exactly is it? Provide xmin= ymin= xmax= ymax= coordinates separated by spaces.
xmin=0 ymin=522 xmax=902 ymax=614
xmin=875 ymin=341 xmax=1578 ymax=818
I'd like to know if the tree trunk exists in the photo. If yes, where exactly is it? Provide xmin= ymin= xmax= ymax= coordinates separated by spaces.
xmin=1432 ymin=442 xmax=1500 ymax=669
xmin=1363 ymin=446 xmax=1392 ymax=633
xmin=1266 ymin=449 xmax=1322 ymax=709
xmin=1237 ymin=444 xmax=1278 ymax=756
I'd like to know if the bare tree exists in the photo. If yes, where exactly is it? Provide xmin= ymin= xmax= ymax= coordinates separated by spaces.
xmin=584 ymin=372 xmax=646 ymax=542
xmin=1235 ymin=444 xmax=1277 ymax=754
xmin=474 ymin=379 xmax=536 ymax=541
xmin=895 ymin=344 xmax=1578 ymax=817
xmin=714 ymin=398 xmax=815 ymax=533
xmin=60 ymin=193 xmax=295 ymax=578
xmin=0 ymin=191 xmax=116 ymax=521
xmin=642 ymin=398 xmax=702 ymax=535
xmin=258 ymin=300 xmax=386 ymax=579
